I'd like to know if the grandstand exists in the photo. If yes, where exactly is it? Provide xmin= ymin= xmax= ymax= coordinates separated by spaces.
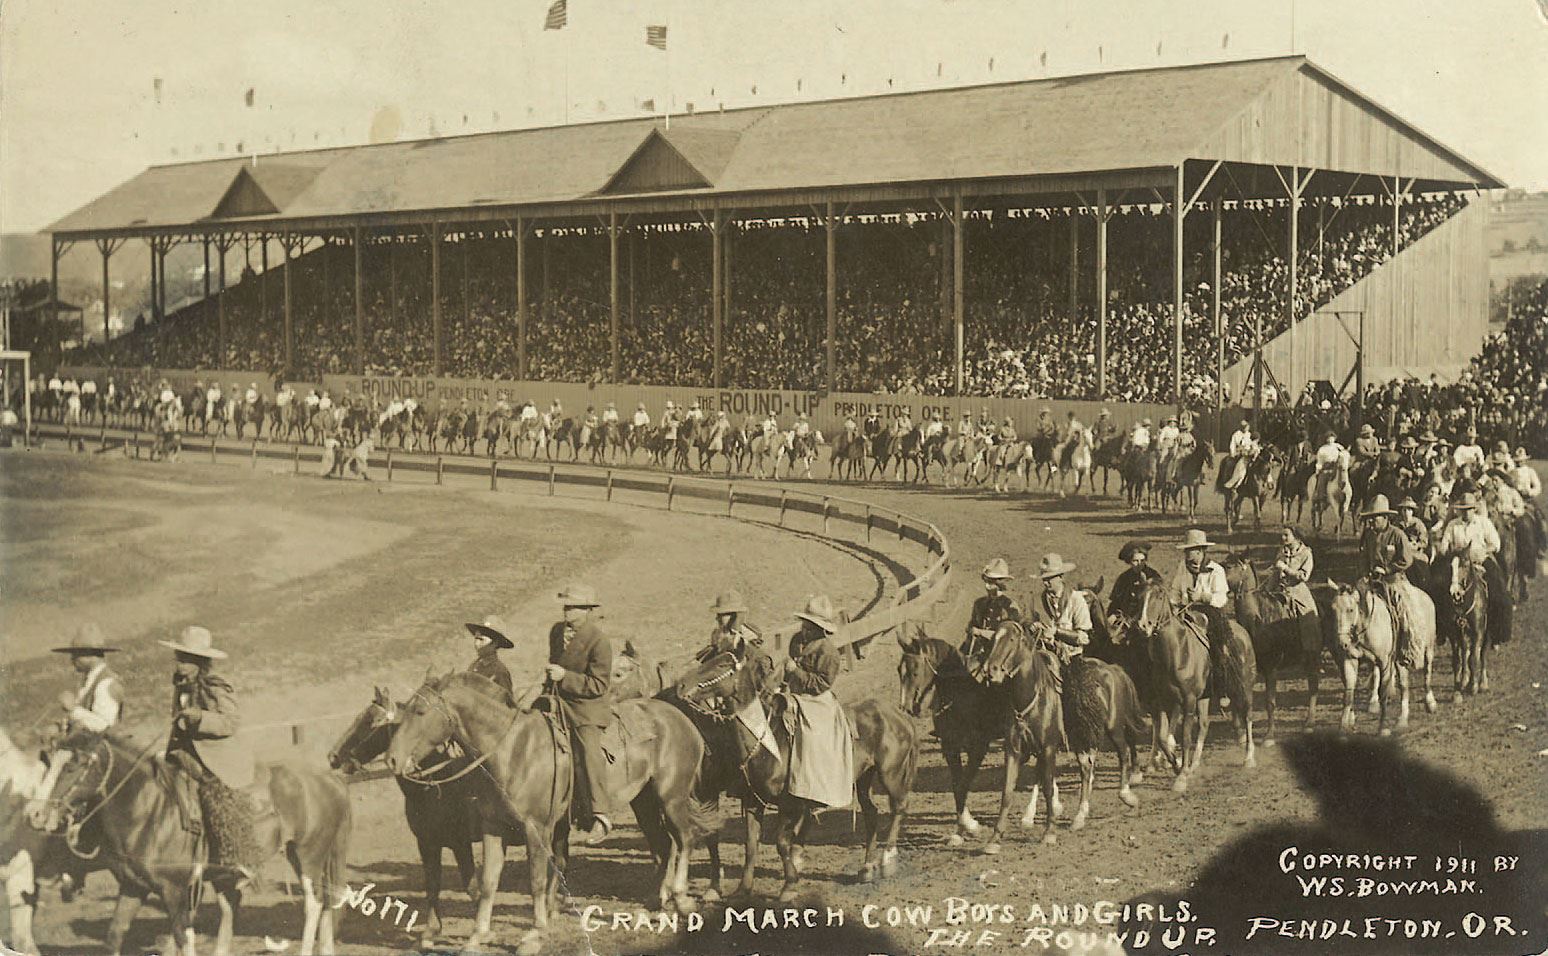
xmin=50 ymin=55 xmax=1501 ymax=411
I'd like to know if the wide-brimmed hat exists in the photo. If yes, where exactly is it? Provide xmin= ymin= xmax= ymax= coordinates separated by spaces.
xmin=980 ymin=557 xmax=1013 ymax=581
xmin=1399 ymin=436 xmax=1418 ymax=450
xmin=710 ymin=590 xmax=748 ymax=616
xmin=1038 ymin=554 xmax=1076 ymax=579
xmin=1419 ymin=430 xmax=1438 ymax=442
xmin=794 ymin=595 xmax=839 ymax=633
xmin=1494 ymin=440 xmax=1511 ymax=454
xmin=1359 ymin=423 xmax=1375 ymax=436
xmin=1396 ymin=496 xmax=1420 ymax=511
xmin=557 ymin=583 xmax=600 ymax=608
xmin=52 ymin=622 xmax=119 ymax=656
xmin=1177 ymin=529 xmax=1214 ymax=551
xmin=1360 ymin=494 xmax=1396 ymax=518
xmin=1516 ymin=447 xmax=1530 ymax=463
xmin=1098 ymin=408 xmax=1111 ymax=417
xmin=159 ymin=625 xmax=227 ymax=660
xmin=1118 ymin=540 xmax=1152 ymax=563
xmin=1453 ymin=491 xmax=1479 ymax=511
xmin=465 ymin=615 xmax=514 ymax=649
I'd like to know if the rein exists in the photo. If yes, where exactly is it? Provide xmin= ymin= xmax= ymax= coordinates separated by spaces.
xmin=51 ymin=732 xmax=167 ymax=858
xmin=397 ymin=685 xmax=522 ymax=788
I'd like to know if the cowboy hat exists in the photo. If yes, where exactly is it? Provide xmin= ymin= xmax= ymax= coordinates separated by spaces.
xmin=1516 ymin=447 xmax=1530 ymax=463
xmin=1494 ymin=440 xmax=1511 ymax=453
xmin=1418 ymin=430 xmax=1438 ymax=442
xmin=52 ymin=622 xmax=119 ymax=655
xmin=556 ymin=583 xmax=600 ymax=608
xmin=1038 ymin=554 xmax=1076 ymax=579
xmin=159 ymin=625 xmax=227 ymax=660
xmin=794 ymin=595 xmax=839 ymax=633
xmin=980 ymin=557 xmax=1013 ymax=580
xmin=1395 ymin=496 xmax=1419 ymax=511
xmin=1359 ymin=423 xmax=1375 ymax=436
xmin=465 ymin=615 xmax=514 ymax=649
xmin=1360 ymin=494 xmax=1396 ymax=518
xmin=710 ymin=591 xmax=748 ymax=616
xmin=1118 ymin=540 xmax=1152 ymax=563
xmin=1177 ymin=529 xmax=1214 ymax=551
xmin=1398 ymin=435 xmax=1418 ymax=450
xmin=1453 ymin=491 xmax=1479 ymax=511
xmin=1098 ymin=408 xmax=1111 ymax=417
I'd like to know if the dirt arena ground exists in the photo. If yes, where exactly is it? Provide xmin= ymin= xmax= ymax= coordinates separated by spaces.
xmin=3 ymin=442 xmax=1545 ymax=956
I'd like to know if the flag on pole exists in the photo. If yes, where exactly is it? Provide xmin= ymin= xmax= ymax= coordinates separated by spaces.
xmin=544 ymin=0 xmax=567 ymax=30
xmin=645 ymin=24 xmax=667 ymax=49
xmin=244 ymin=88 xmax=255 ymax=107
xmin=153 ymin=77 xmax=163 ymax=104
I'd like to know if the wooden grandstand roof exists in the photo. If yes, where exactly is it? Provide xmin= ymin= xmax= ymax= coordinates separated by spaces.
xmin=49 ymin=56 xmax=1504 ymax=238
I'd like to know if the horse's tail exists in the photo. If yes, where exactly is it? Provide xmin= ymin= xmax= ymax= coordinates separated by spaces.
xmin=1062 ymin=659 xmax=1110 ymax=754
xmin=1216 ymin=626 xmax=1256 ymax=715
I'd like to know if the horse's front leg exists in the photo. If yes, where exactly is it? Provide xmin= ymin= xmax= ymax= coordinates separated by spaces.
xmin=732 ymin=805 xmax=762 ymax=898
xmin=465 ymin=833 xmax=505 ymax=954
xmin=775 ymin=806 xmax=808 ymax=903
xmin=106 ymin=888 xmax=147 ymax=956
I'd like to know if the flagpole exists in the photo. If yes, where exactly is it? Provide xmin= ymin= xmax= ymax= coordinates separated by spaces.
xmin=564 ymin=19 xmax=571 ymax=125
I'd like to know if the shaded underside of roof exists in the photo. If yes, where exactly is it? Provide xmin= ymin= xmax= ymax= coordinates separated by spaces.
xmin=48 ymin=56 xmax=1501 ymax=236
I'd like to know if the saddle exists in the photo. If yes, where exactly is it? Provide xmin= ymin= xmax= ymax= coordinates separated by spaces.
xmin=1177 ymin=607 xmax=1212 ymax=653
xmin=161 ymin=752 xmax=277 ymax=880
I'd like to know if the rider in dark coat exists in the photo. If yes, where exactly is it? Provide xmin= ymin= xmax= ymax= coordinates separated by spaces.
xmin=464 ymin=615 xmax=515 ymax=695
xmin=544 ymin=584 xmax=614 ymax=844
xmin=962 ymin=558 xmax=1023 ymax=681
xmin=1109 ymin=540 xmax=1163 ymax=617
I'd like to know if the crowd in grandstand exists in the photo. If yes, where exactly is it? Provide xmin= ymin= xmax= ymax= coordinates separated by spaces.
xmin=76 ymin=193 xmax=1465 ymax=406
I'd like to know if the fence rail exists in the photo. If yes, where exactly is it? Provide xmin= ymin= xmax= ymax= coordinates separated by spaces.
xmin=40 ymin=424 xmax=953 ymax=657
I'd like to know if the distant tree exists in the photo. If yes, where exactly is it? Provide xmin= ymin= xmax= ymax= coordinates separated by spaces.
xmin=1501 ymin=238 xmax=1518 ymax=254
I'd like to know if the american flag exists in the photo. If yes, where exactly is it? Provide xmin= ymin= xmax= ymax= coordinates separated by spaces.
xmin=544 ymin=0 xmax=567 ymax=31
xmin=645 ymin=24 xmax=667 ymax=50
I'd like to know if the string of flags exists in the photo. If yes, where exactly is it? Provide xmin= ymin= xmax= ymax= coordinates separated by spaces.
xmin=646 ymin=24 xmax=667 ymax=50
xmin=544 ymin=0 xmax=567 ymax=31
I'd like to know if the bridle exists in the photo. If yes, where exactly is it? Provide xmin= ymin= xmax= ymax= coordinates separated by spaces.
xmin=34 ymin=734 xmax=161 ymax=860
xmin=395 ymin=684 xmax=518 ymax=788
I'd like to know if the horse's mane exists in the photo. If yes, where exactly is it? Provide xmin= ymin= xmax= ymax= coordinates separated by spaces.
xmin=437 ymin=671 xmax=519 ymax=712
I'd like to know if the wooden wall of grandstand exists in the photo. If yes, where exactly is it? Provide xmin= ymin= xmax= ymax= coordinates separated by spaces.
xmin=45 ymin=56 xmax=1500 ymax=420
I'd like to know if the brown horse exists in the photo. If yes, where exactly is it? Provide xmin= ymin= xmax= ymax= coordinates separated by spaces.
xmin=897 ymin=624 xmax=1062 ymax=853
xmin=1221 ymin=554 xmax=1323 ymax=739
xmin=671 ymin=650 xmax=917 ymax=901
xmin=1446 ymin=556 xmax=1490 ymax=695
xmin=327 ymin=687 xmax=481 ymax=949
xmin=384 ymin=673 xmax=707 ymax=956
xmin=34 ymin=730 xmax=350 ymax=956
xmin=1109 ymin=584 xmax=1256 ymax=790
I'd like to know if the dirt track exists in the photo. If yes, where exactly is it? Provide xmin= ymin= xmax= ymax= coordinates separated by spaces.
xmin=4 ymin=441 xmax=1545 ymax=956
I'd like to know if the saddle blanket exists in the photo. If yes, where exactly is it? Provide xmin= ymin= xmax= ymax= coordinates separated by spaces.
xmin=785 ymin=690 xmax=854 ymax=810
xmin=735 ymin=698 xmax=783 ymax=760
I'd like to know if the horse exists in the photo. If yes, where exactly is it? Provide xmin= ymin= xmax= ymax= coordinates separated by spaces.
xmin=458 ymin=408 xmax=480 ymax=456
xmin=1092 ymin=435 xmax=1126 ymax=496
xmin=748 ymin=427 xmax=790 ymax=479
xmin=1220 ymin=450 xmax=1280 ymax=533
xmin=482 ymin=409 xmax=512 ymax=458
xmin=721 ymin=425 xmax=749 ymax=475
xmin=1167 ymin=438 xmax=1215 ymax=519
xmin=989 ymin=438 xmax=1028 ymax=494
xmin=34 ymin=730 xmax=350 ymax=956
xmin=1027 ymin=429 xmax=1059 ymax=490
xmin=1277 ymin=442 xmax=1316 ymax=526
xmin=788 ymin=427 xmax=818 ymax=480
xmin=1325 ymin=583 xmax=1399 ymax=733
xmin=896 ymin=623 xmax=1062 ymax=853
xmin=865 ymin=425 xmax=896 ymax=482
xmin=1108 ymin=584 xmax=1256 ymax=789
xmin=1058 ymin=427 xmax=1095 ymax=498
xmin=888 ymin=425 xmax=929 ymax=484
xmin=327 ymin=687 xmax=483 ymax=949
xmin=1444 ymin=556 xmax=1490 ymax=696
xmin=1221 ymin=554 xmax=1323 ymax=739
xmin=672 ymin=650 xmax=917 ymax=900
xmin=1122 ymin=445 xmax=1157 ymax=511
xmin=1310 ymin=460 xmax=1354 ymax=536
xmin=384 ymin=673 xmax=707 ymax=955
xmin=829 ymin=429 xmax=866 ymax=481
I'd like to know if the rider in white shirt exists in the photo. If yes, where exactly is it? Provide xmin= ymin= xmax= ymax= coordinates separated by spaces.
xmin=924 ymin=413 xmax=945 ymax=439
xmin=245 ymin=384 xmax=259 ymax=406
xmin=206 ymin=383 xmax=223 ymax=420
xmin=1156 ymin=417 xmax=1180 ymax=458
xmin=601 ymin=402 xmax=620 ymax=425
xmin=632 ymin=403 xmax=651 ymax=429
xmin=1315 ymin=432 xmax=1347 ymax=470
xmin=957 ymin=412 xmax=975 ymax=439
xmin=687 ymin=400 xmax=705 ymax=424
xmin=404 ymin=396 xmax=419 ymax=416
xmin=1131 ymin=419 xmax=1152 ymax=450
xmin=1513 ymin=447 xmax=1542 ymax=500
xmin=762 ymin=413 xmax=778 ymax=438
xmin=793 ymin=413 xmax=812 ymax=439
xmin=304 ymin=390 xmax=321 ymax=410
xmin=1452 ymin=428 xmax=1486 ymax=473
xmin=275 ymin=385 xmax=294 ymax=408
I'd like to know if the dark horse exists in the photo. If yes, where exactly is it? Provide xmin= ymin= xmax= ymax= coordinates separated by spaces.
xmin=385 ymin=672 xmax=707 ymax=956
xmin=1217 ymin=449 xmax=1280 ymax=533
xmin=1165 ymin=438 xmax=1215 ymax=519
xmin=1221 ymin=554 xmax=1323 ymax=740
xmin=328 ymin=686 xmax=486 ymax=948
xmin=828 ymin=429 xmax=866 ymax=481
xmin=671 ymin=650 xmax=918 ymax=901
xmin=1107 ymin=582 xmax=1257 ymax=790
xmin=35 ymin=730 xmax=350 ymax=956
xmin=896 ymin=623 xmax=1062 ymax=853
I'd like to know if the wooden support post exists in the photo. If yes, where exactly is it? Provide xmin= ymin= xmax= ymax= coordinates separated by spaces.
xmin=865 ymin=505 xmax=872 ymax=542
xmin=202 ymin=238 xmax=211 ymax=301
xmin=436 ymin=455 xmax=444 ymax=485
xmin=490 ymin=458 xmax=498 ymax=491
xmin=353 ymin=226 xmax=365 ymax=375
xmin=148 ymin=239 xmax=159 ymax=323
xmin=211 ymin=439 xmax=218 ymax=463
xmin=822 ymin=496 xmax=832 ymax=536
xmin=609 ymin=211 xmax=620 ymax=382
xmin=726 ymin=482 xmax=734 ymax=514
xmin=157 ymin=239 xmax=168 ymax=318
xmin=953 ymin=192 xmax=965 ymax=396
xmin=291 ymin=725 xmax=304 ymax=747
xmin=1068 ymin=209 xmax=1079 ymax=329
xmin=217 ymin=237 xmax=229 ymax=362
xmin=386 ymin=448 xmax=394 ymax=481
xmin=260 ymin=236 xmax=268 ymax=320
xmin=389 ymin=237 xmax=398 ymax=326
xmin=431 ymin=223 xmax=443 ymax=375
xmin=779 ymin=489 xmax=787 ymax=527
xmin=516 ymin=217 xmax=528 ymax=379
xmin=283 ymin=236 xmax=295 ymax=373
xmin=549 ymin=464 xmax=556 ymax=496
xmin=1095 ymin=189 xmax=1108 ymax=399
xmin=1213 ymin=202 xmax=1224 ymax=416
xmin=723 ymin=222 xmax=733 ymax=340
xmin=1287 ymin=168 xmax=1303 ymax=400
xmin=606 ymin=469 xmax=613 ymax=501
xmin=1173 ymin=165 xmax=1185 ymax=405
xmin=667 ymin=477 xmax=675 ymax=511
xmin=825 ymin=201 xmax=837 ymax=392
xmin=294 ymin=444 xmax=300 ymax=473
xmin=251 ymin=439 xmax=258 ymax=468
xmin=97 ymin=239 xmax=114 ymax=343
xmin=462 ymin=231 xmax=472 ymax=328
xmin=712 ymin=210 xmax=724 ymax=389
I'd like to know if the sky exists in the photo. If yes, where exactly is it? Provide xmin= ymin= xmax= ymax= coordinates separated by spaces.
xmin=3 ymin=0 xmax=1546 ymax=233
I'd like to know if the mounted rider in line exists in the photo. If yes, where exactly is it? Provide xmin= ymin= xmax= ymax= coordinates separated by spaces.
xmin=1109 ymin=540 xmax=1162 ymax=617
xmin=1165 ymin=530 xmax=1233 ymax=665
xmin=543 ymin=584 xmax=615 ymax=845
xmin=1271 ymin=526 xmax=1321 ymax=663
xmin=52 ymin=623 xmax=124 ymax=736
xmin=961 ymin=558 xmax=1024 ymax=683
xmin=1030 ymin=553 xmax=1092 ymax=689
xmin=782 ymin=595 xmax=855 ymax=813
xmin=464 ymin=615 xmax=515 ymax=696
xmin=1314 ymin=430 xmax=1349 ymax=500
xmin=699 ymin=591 xmax=764 ymax=663
xmin=1223 ymin=419 xmax=1259 ymax=491
xmin=1357 ymin=494 xmax=1423 ymax=664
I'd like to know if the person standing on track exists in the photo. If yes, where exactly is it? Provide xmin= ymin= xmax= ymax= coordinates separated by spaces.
xmin=543 ymin=584 xmax=614 ymax=845
xmin=463 ymin=616 xmax=515 ymax=695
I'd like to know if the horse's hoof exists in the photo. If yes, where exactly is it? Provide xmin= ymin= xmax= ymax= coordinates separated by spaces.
xmin=701 ymin=887 xmax=722 ymax=904
xmin=514 ymin=930 xmax=545 ymax=956
xmin=1128 ymin=770 xmax=1144 ymax=785
xmin=1119 ymin=788 xmax=1139 ymax=809
xmin=674 ymin=894 xmax=699 ymax=916
xmin=880 ymin=849 xmax=900 ymax=876
xmin=1379 ymin=727 xmax=1393 ymax=737
xmin=946 ymin=832 xmax=965 ymax=848
xmin=1070 ymin=812 xmax=1088 ymax=831
xmin=980 ymin=842 xmax=1002 ymax=856
xmin=777 ymin=886 xmax=800 ymax=904
xmin=1041 ymin=830 xmax=1058 ymax=846
xmin=1424 ymin=696 xmax=1439 ymax=713
xmin=859 ymin=864 xmax=878 ymax=884
xmin=1264 ymin=736 xmax=1278 ymax=748
xmin=1172 ymin=775 xmax=1189 ymax=793
xmin=1244 ymin=752 xmax=1258 ymax=769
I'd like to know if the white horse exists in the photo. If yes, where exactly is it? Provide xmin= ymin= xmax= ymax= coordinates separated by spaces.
xmin=1 ymin=727 xmax=61 ymax=955
xmin=1310 ymin=461 xmax=1354 ymax=536
xmin=1059 ymin=426 xmax=1094 ymax=497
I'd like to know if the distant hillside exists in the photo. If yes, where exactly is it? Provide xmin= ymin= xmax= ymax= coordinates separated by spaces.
xmin=1488 ymin=190 xmax=1548 ymax=283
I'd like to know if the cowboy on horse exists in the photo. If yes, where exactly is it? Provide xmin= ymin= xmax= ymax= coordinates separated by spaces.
xmin=699 ymin=591 xmax=764 ymax=662
xmin=1110 ymin=540 xmax=1162 ymax=616
xmin=781 ymin=595 xmax=854 ymax=810
xmin=464 ymin=615 xmax=515 ymax=695
xmin=1031 ymin=553 xmax=1091 ymax=684
xmin=52 ymin=623 xmax=124 ymax=736
xmin=961 ymin=558 xmax=1023 ymax=682
xmin=161 ymin=626 xmax=263 ymax=885
xmin=1357 ymin=494 xmax=1423 ymax=659
xmin=1166 ymin=529 xmax=1233 ymax=661
xmin=1223 ymin=419 xmax=1259 ymax=491
xmin=543 ymin=584 xmax=615 ymax=845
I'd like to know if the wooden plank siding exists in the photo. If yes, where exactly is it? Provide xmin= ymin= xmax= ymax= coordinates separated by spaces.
xmin=1224 ymin=197 xmax=1488 ymax=397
